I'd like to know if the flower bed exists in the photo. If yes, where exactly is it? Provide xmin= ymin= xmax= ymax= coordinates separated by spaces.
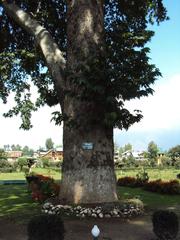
xmin=26 ymin=173 xmax=60 ymax=202
xmin=42 ymin=199 xmax=144 ymax=219
xmin=143 ymin=179 xmax=180 ymax=195
xmin=117 ymin=177 xmax=180 ymax=195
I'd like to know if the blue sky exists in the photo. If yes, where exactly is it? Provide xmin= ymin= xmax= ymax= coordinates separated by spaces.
xmin=0 ymin=0 xmax=180 ymax=151
xmin=115 ymin=0 xmax=180 ymax=150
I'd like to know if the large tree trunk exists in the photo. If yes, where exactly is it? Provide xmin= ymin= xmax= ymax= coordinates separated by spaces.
xmin=60 ymin=0 xmax=118 ymax=204
xmin=2 ymin=0 xmax=118 ymax=204
xmin=61 ymin=110 xmax=118 ymax=204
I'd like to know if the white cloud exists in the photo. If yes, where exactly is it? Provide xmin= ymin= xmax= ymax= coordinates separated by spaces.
xmin=124 ymin=74 xmax=180 ymax=131
xmin=0 ymin=84 xmax=63 ymax=149
xmin=1 ymin=74 xmax=180 ymax=150
xmin=0 ymin=105 xmax=63 ymax=149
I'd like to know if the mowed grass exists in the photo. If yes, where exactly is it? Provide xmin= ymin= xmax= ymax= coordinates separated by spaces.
xmin=0 ymin=184 xmax=41 ymax=223
xmin=118 ymin=186 xmax=180 ymax=209
xmin=116 ymin=168 xmax=180 ymax=181
xmin=0 ymin=168 xmax=61 ymax=180
xmin=0 ymin=167 xmax=179 ymax=181
xmin=0 ymin=184 xmax=179 ymax=223
xmin=0 ymin=167 xmax=179 ymax=223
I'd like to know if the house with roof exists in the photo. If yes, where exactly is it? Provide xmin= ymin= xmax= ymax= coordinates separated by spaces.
xmin=6 ymin=151 xmax=23 ymax=161
xmin=38 ymin=147 xmax=63 ymax=161
xmin=121 ymin=150 xmax=146 ymax=161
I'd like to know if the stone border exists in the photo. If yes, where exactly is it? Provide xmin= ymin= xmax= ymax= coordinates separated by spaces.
xmin=42 ymin=199 xmax=144 ymax=219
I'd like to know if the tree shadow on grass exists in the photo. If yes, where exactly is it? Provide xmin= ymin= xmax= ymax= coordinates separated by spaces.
xmin=0 ymin=185 xmax=41 ymax=223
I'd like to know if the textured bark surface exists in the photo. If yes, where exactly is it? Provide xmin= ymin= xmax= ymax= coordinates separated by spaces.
xmin=61 ymin=121 xmax=118 ymax=204
xmin=2 ymin=1 xmax=66 ymax=105
xmin=60 ymin=0 xmax=118 ymax=204
xmin=2 ymin=0 xmax=118 ymax=204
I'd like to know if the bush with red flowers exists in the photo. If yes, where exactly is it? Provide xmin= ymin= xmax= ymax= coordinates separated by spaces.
xmin=117 ymin=176 xmax=138 ymax=187
xmin=117 ymin=177 xmax=180 ymax=195
xmin=26 ymin=173 xmax=60 ymax=202
xmin=143 ymin=179 xmax=180 ymax=195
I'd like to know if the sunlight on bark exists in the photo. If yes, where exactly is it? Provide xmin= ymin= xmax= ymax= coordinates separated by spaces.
xmin=74 ymin=181 xmax=83 ymax=204
xmin=80 ymin=9 xmax=93 ymax=34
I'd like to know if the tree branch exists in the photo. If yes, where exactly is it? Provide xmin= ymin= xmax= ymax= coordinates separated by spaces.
xmin=2 ymin=1 xmax=66 ymax=102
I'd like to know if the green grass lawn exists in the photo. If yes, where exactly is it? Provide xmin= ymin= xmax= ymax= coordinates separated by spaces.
xmin=0 ymin=167 xmax=179 ymax=223
xmin=116 ymin=168 xmax=180 ymax=181
xmin=0 ymin=183 xmax=179 ymax=223
xmin=0 ymin=168 xmax=61 ymax=180
xmin=0 ymin=167 xmax=179 ymax=181
xmin=118 ymin=186 xmax=180 ymax=210
xmin=0 ymin=184 xmax=41 ymax=223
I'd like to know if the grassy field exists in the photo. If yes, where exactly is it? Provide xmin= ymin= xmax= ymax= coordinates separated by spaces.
xmin=0 ymin=183 xmax=179 ymax=223
xmin=0 ymin=184 xmax=41 ymax=223
xmin=0 ymin=167 xmax=179 ymax=181
xmin=116 ymin=168 xmax=180 ymax=181
xmin=118 ymin=186 xmax=180 ymax=209
xmin=0 ymin=168 xmax=61 ymax=181
xmin=0 ymin=167 xmax=179 ymax=223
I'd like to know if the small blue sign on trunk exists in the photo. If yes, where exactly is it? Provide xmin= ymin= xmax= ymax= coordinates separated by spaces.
xmin=82 ymin=142 xmax=93 ymax=150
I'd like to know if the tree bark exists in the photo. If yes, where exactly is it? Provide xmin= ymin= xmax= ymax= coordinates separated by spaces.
xmin=2 ymin=0 xmax=118 ymax=204
xmin=2 ymin=1 xmax=66 ymax=105
xmin=61 ymin=118 xmax=118 ymax=204
xmin=60 ymin=0 xmax=118 ymax=204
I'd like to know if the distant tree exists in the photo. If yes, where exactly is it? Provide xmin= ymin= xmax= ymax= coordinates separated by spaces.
xmin=124 ymin=143 xmax=133 ymax=152
xmin=38 ymin=146 xmax=45 ymax=152
xmin=114 ymin=142 xmax=119 ymax=152
xmin=45 ymin=138 xmax=54 ymax=150
xmin=0 ymin=149 xmax=7 ymax=160
xmin=3 ymin=144 xmax=10 ymax=151
xmin=22 ymin=145 xmax=34 ymax=156
xmin=11 ymin=144 xmax=22 ymax=151
xmin=147 ymin=141 xmax=158 ymax=166
xmin=17 ymin=157 xmax=28 ymax=171
xmin=168 ymin=145 xmax=180 ymax=166
xmin=118 ymin=143 xmax=133 ymax=157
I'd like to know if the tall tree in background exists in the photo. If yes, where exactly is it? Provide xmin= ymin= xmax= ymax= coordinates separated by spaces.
xmin=22 ymin=145 xmax=34 ymax=156
xmin=11 ymin=144 xmax=22 ymax=151
xmin=168 ymin=145 xmax=180 ymax=166
xmin=45 ymin=138 xmax=54 ymax=150
xmin=0 ymin=0 xmax=168 ymax=204
xmin=147 ymin=141 xmax=159 ymax=165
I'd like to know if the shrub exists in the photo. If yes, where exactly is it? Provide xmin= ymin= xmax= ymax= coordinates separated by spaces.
xmin=22 ymin=166 xmax=30 ymax=174
xmin=177 ymin=173 xmax=180 ymax=179
xmin=144 ymin=179 xmax=180 ymax=195
xmin=26 ymin=173 xmax=60 ymax=202
xmin=17 ymin=157 xmax=28 ymax=171
xmin=152 ymin=210 xmax=179 ymax=240
xmin=35 ymin=159 xmax=43 ymax=168
xmin=136 ymin=168 xmax=149 ymax=186
xmin=49 ymin=160 xmax=61 ymax=168
xmin=0 ymin=167 xmax=14 ymax=173
xmin=0 ymin=159 xmax=11 ymax=168
xmin=27 ymin=214 xmax=65 ymax=240
xmin=42 ymin=158 xmax=50 ymax=168
xmin=174 ymin=159 xmax=180 ymax=168
xmin=117 ymin=176 xmax=137 ymax=187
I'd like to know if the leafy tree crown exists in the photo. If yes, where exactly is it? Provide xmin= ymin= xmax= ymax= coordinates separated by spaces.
xmin=0 ymin=0 xmax=168 ymax=129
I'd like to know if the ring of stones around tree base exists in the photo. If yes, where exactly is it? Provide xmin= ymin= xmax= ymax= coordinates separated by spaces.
xmin=42 ymin=199 xmax=144 ymax=219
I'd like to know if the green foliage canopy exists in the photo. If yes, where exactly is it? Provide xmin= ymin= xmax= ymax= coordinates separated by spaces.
xmin=45 ymin=138 xmax=54 ymax=150
xmin=147 ymin=141 xmax=159 ymax=160
xmin=0 ymin=0 xmax=168 ymax=130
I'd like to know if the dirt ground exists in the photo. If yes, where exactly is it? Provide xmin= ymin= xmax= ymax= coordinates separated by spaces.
xmin=0 ymin=209 xmax=179 ymax=240
xmin=0 ymin=215 xmax=153 ymax=240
